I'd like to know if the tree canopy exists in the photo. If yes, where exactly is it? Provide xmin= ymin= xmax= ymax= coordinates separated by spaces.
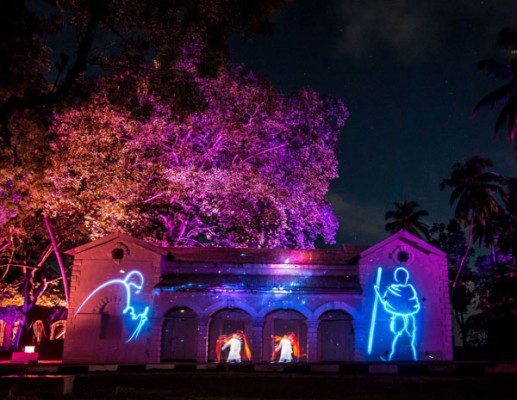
xmin=42 ymin=60 xmax=346 ymax=248
xmin=0 ymin=0 xmax=290 ymax=148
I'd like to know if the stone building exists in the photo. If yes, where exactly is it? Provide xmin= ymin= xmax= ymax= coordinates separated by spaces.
xmin=62 ymin=230 xmax=452 ymax=364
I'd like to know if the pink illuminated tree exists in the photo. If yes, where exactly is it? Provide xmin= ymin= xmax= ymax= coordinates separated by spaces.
xmin=45 ymin=58 xmax=348 ymax=248
xmin=0 ymin=0 xmax=299 ymax=349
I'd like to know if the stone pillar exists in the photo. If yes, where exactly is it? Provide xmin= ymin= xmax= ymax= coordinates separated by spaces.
xmin=196 ymin=316 xmax=210 ymax=362
xmin=148 ymin=314 xmax=163 ymax=363
xmin=252 ymin=318 xmax=263 ymax=362
xmin=306 ymin=320 xmax=319 ymax=362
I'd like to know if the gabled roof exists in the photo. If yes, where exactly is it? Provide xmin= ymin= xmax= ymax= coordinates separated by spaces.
xmin=360 ymin=230 xmax=445 ymax=257
xmin=65 ymin=232 xmax=168 ymax=256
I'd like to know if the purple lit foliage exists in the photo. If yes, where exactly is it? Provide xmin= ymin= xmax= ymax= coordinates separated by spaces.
xmin=47 ymin=55 xmax=348 ymax=248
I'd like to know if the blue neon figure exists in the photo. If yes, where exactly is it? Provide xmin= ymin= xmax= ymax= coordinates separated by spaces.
xmin=373 ymin=267 xmax=420 ymax=361
xmin=74 ymin=270 xmax=149 ymax=342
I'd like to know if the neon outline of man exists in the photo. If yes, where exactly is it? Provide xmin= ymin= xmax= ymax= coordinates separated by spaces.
xmin=374 ymin=267 xmax=420 ymax=361
xmin=74 ymin=270 xmax=149 ymax=342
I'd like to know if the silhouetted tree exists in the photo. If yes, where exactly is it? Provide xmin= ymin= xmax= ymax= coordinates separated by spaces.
xmin=440 ymin=156 xmax=504 ymax=296
xmin=474 ymin=28 xmax=517 ymax=143
xmin=429 ymin=220 xmax=476 ymax=348
xmin=384 ymin=200 xmax=429 ymax=239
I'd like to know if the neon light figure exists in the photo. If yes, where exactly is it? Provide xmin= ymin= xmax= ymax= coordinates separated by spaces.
xmin=74 ymin=270 xmax=150 ymax=342
xmin=370 ymin=267 xmax=421 ymax=361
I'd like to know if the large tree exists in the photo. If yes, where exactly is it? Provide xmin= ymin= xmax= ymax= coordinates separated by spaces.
xmin=0 ymin=0 xmax=293 ymax=348
xmin=42 ymin=60 xmax=347 ymax=248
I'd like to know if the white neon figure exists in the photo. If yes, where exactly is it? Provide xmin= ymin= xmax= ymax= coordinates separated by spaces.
xmin=276 ymin=335 xmax=293 ymax=363
xmin=372 ymin=267 xmax=421 ymax=361
xmin=74 ymin=270 xmax=149 ymax=342
xmin=222 ymin=334 xmax=242 ymax=362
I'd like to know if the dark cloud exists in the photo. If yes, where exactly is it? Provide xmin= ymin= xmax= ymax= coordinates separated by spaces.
xmin=336 ymin=0 xmax=517 ymax=63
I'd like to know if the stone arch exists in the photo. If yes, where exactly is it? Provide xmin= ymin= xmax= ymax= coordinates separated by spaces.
xmin=50 ymin=321 xmax=66 ymax=340
xmin=99 ymin=300 xmax=125 ymax=340
xmin=161 ymin=307 xmax=197 ymax=361
xmin=263 ymin=308 xmax=307 ymax=362
xmin=257 ymin=302 xmax=311 ymax=320
xmin=204 ymin=300 xmax=257 ymax=320
xmin=317 ymin=309 xmax=355 ymax=361
xmin=313 ymin=301 xmax=359 ymax=321
xmin=208 ymin=308 xmax=252 ymax=362
xmin=160 ymin=302 xmax=204 ymax=318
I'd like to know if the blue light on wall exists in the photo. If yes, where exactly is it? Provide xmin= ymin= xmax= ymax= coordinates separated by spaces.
xmin=367 ymin=266 xmax=421 ymax=361
xmin=74 ymin=270 xmax=150 ymax=342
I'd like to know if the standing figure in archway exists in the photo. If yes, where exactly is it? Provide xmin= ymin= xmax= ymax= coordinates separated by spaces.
xmin=271 ymin=332 xmax=299 ymax=362
xmin=374 ymin=267 xmax=421 ymax=361
xmin=217 ymin=331 xmax=251 ymax=363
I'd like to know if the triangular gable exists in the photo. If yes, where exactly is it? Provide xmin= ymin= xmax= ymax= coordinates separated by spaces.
xmin=360 ymin=230 xmax=445 ymax=258
xmin=65 ymin=232 xmax=168 ymax=256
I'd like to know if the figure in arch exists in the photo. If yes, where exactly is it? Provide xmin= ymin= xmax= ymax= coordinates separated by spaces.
xmin=271 ymin=332 xmax=300 ymax=363
xmin=216 ymin=331 xmax=251 ymax=362
xmin=373 ymin=267 xmax=421 ymax=361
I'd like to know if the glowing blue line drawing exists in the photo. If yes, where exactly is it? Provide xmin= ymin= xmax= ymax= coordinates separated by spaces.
xmin=367 ymin=267 xmax=383 ymax=355
xmin=370 ymin=266 xmax=421 ymax=361
xmin=74 ymin=270 xmax=150 ymax=342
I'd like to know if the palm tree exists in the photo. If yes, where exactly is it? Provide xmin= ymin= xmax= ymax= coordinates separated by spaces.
xmin=440 ymin=156 xmax=505 ymax=295
xmin=385 ymin=200 xmax=429 ymax=239
xmin=474 ymin=28 xmax=517 ymax=144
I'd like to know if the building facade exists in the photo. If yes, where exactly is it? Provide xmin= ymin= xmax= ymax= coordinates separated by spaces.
xmin=62 ymin=231 xmax=452 ymax=364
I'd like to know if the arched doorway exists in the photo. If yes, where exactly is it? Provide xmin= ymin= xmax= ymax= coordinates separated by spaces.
xmin=318 ymin=310 xmax=354 ymax=361
xmin=208 ymin=308 xmax=252 ymax=362
xmin=161 ymin=307 xmax=197 ymax=362
xmin=263 ymin=309 xmax=307 ymax=362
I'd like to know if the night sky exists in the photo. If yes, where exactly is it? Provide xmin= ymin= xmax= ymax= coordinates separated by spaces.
xmin=231 ymin=0 xmax=517 ymax=247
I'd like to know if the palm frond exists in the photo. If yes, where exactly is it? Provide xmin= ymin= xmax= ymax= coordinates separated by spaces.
xmin=473 ymin=83 xmax=512 ymax=115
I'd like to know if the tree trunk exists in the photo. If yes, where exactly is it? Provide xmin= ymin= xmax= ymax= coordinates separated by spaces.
xmin=454 ymin=309 xmax=468 ymax=348
xmin=44 ymin=216 xmax=69 ymax=304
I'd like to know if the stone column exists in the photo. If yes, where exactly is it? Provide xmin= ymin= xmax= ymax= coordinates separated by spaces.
xmin=148 ymin=314 xmax=163 ymax=363
xmin=196 ymin=316 xmax=210 ymax=362
xmin=306 ymin=320 xmax=319 ymax=362
xmin=251 ymin=318 xmax=263 ymax=362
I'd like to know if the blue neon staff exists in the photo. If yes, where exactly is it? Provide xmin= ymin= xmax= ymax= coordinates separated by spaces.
xmin=374 ymin=267 xmax=420 ymax=361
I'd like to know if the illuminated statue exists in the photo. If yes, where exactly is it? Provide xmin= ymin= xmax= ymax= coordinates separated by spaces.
xmin=271 ymin=332 xmax=300 ymax=363
xmin=216 ymin=331 xmax=251 ymax=363
xmin=370 ymin=267 xmax=421 ymax=361
xmin=74 ymin=270 xmax=149 ymax=342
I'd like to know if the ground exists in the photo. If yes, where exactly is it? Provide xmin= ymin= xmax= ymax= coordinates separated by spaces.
xmin=66 ymin=371 xmax=517 ymax=400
